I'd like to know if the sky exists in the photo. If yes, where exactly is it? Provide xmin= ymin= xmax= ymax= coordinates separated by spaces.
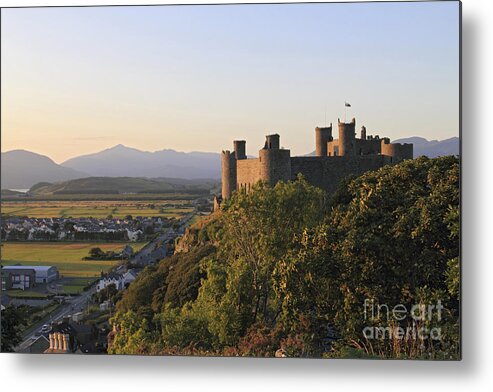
xmin=1 ymin=1 xmax=460 ymax=163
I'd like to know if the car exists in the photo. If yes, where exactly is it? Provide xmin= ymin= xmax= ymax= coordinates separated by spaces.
xmin=40 ymin=324 xmax=50 ymax=333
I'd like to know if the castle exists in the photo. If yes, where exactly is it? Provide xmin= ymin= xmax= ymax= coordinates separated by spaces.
xmin=218 ymin=118 xmax=413 ymax=205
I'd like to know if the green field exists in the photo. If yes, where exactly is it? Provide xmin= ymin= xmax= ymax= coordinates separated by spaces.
xmin=0 ymin=242 xmax=147 ymax=277
xmin=1 ymin=200 xmax=194 ymax=219
xmin=5 ymin=290 xmax=51 ymax=299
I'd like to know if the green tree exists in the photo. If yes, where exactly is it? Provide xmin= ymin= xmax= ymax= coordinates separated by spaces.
xmin=108 ymin=310 xmax=160 ymax=355
xmin=89 ymin=247 xmax=105 ymax=259
xmin=285 ymin=156 xmax=460 ymax=358
xmin=1 ymin=305 xmax=30 ymax=352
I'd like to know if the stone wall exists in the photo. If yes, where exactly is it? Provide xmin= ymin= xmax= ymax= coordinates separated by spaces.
xmin=291 ymin=155 xmax=391 ymax=195
xmin=237 ymin=158 xmax=262 ymax=191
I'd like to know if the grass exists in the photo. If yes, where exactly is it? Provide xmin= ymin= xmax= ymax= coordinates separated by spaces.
xmin=60 ymin=285 xmax=85 ymax=295
xmin=5 ymin=290 xmax=51 ymax=299
xmin=1 ymin=199 xmax=195 ymax=219
xmin=1 ymin=242 xmax=147 ymax=278
xmin=1 ymin=193 xmax=206 ymax=201
xmin=59 ymin=278 xmax=97 ymax=295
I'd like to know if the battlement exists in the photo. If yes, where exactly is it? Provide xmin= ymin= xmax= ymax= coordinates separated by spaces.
xmin=233 ymin=140 xmax=246 ymax=160
xmin=264 ymin=134 xmax=281 ymax=150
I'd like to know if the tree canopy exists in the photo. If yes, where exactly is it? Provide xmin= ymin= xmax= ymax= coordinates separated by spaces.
xmin=109 ymin=157 xmax=460 ymax=359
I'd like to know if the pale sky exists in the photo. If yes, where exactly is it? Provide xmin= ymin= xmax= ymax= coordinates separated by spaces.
xmin=1 ymin=1 xmax=460 ymax=163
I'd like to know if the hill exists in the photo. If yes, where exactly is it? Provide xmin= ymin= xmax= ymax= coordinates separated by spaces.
xmin=28 ymin=177 xmax=219 ymax=196
xmin=61 ymin=144 xmax=221 ymax=179
xmin=1 ymin=150 xmax=88 ymax=189
xmin=393 ymin=136 xmax=459 ymax=158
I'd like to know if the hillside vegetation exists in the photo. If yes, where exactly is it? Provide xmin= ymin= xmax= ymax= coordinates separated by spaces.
xmin=28 ymin=177 xmax=219 ymax=196
xmin=108 ymin=156 xmax=460 ymax=359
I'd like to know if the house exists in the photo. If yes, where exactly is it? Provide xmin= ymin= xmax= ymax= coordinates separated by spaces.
xmin=96 ymin=272 xmax=125 ymax=292
xmin=20 ymin=335 xmax=50 ymax=353
xmin=2 ymin=265 xmax=59 ymax=284
xmin=44 ymin=321 xmax=95 ymax=354
xmin=126 ymin=229 xmax=143 ymax=242
xmin=44 ymin=323 xmax=76 ymax=353
xmin=72 ymin=312 xmax=84 ymax=322
xmin=100 ymin=300 xmax=111 ymax=311
xmin=123 ymin=269 xmax=138 ymax=286
xmin=1 ymin=267 xmax=36 ymax=290
xmin=121 ymin=245 xmax=134 ymax=258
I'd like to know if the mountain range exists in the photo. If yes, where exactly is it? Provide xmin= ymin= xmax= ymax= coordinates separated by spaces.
xmin=393 ymin=136 xmax=459 ymax=158
xmin=1 ymin=150 xmax=89 ymax=190
xmin=1 ymin=137 xmax=459 ymax=190
xmin=61 ymin=144 xmax=221 ymax=179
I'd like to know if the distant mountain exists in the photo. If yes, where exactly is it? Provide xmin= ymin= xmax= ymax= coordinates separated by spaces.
xmin=393 ymin=137 xmax=459 ymax=158
xmin=29 ymin=177 xmax=219 ymax=196
xmin=61 ymin=144 xmax=221 ymax=179
xmin=1 ymin=150 xmax=88 ymax=189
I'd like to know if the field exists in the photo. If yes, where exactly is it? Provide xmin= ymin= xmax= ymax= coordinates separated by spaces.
xmin=1 ymin=199 xmax=195 ymax=219
xmin=5 ymin=290 xmax=51 ymax=299
xmin=0 ymin=242 xmax=147 ymax=277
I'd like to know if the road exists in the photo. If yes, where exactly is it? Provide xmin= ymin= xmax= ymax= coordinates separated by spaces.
xmin=16 ymin=285 xmax=96 ymax=352
xmin=124 ymin=212 xmax=194 ymax=269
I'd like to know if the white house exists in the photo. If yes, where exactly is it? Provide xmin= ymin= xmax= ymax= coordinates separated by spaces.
xmin=96 ymin=273 xmax=125 ymax=292
xmin=126 ymin=229 xmax=143 ymax=242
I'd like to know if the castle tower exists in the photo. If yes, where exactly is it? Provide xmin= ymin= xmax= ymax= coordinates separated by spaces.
xmin=360 ymin=126 xmax=367 ymax=140
xmin=338 ymin=118 xmax=356 ymax=157
xmin=221 ymin=150 xmax=237 ymax=199
xmin=315 ymin=124 xmax=333 ymax=157
xmin=259 ymin=134 xmax=291 ymax=187
xmin=233 ymin=140 xmax=247 ymax=160
xmin=264 ymin=134 xmax=280 ymax=150
xmin=380 ymin=138 xmax=413 ymax=163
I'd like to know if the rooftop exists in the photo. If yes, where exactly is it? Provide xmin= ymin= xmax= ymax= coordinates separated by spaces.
xmin=2 ymin=265 xmax=56 ymax=272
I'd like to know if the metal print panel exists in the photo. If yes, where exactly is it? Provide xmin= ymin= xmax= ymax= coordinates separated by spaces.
xmin=0 ymin=1 xmax=461 ymax=359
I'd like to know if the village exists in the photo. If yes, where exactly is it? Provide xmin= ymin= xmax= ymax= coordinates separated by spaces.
xmin=1 ymin=215 xmax=180 ymax=242
xmin=3 ymin=216 xmax=190 ymax=354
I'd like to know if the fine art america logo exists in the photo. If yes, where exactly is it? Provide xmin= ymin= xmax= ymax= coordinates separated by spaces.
xmin=363 ymin=299 xmax=444 ymax=341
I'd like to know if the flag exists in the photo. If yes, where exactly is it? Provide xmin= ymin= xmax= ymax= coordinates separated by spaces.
xmin=345 ymin=102 xmax=351 ymax=107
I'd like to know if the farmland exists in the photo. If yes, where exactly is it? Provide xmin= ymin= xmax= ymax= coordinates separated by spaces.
xmin=0 ymin=242 xmax=147 ymax=277
xmin=1 ymin=199 xmax=195 ymax=219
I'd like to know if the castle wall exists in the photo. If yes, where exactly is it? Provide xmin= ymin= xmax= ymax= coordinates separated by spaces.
xmin=355 ymin=138 xmax=382 ymax=156
xmin=381 ymin=139 xmax=413 ymax=163
xmin=327 ymin=140 xmax=340 ymax=156
xmin=291 ymin=155 xmax=391 ymax=195
xmin=236 ymin=158 xmax=262 ymax=191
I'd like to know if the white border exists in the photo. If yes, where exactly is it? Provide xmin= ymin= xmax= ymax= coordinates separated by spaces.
xmin=1 ymin=1 xmax=492 ymax=391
